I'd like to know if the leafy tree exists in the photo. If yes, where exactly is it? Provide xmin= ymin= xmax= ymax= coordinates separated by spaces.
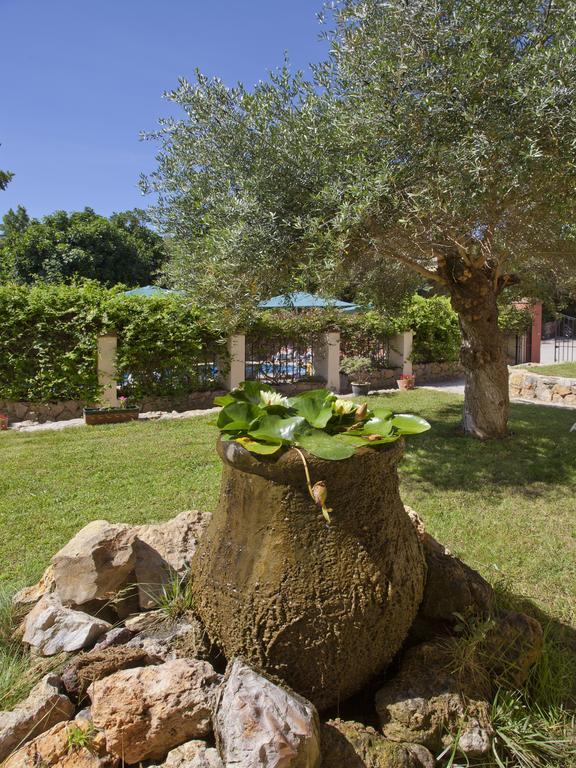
xmin=143 ymin=0 xmax=576 ymax=438
xmin=0 ymin=143 xmax=13 ymax=191
xmin=0 ymin=207 xmax=167 ymax=286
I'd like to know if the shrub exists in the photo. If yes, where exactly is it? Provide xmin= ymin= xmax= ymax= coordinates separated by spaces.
xmin=404 ymin=295 xmax=461 ymax=364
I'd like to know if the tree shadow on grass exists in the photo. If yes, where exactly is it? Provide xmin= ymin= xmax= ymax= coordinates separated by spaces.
xmin=393 ymin=398 xmax=576 ymax=493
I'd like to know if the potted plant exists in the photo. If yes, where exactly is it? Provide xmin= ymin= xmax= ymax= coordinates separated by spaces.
xmin=397 ymin=373 xmax=416 ymax=390
xmin=0 ymin=413 xmax=8 ymax=431
xmin=192 ymin=381 xmax=430 ymax=709
xmin=83 ymin=396 xmax=140 ymax=426
xmin=340 ymin=356 xmax=373 ymax=395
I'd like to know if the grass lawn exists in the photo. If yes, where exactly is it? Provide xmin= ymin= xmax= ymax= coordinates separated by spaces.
xmin=1 ymin=388 xmax=574 ymax=632
xmin=522 ymin=362 xmax=576 ymax=378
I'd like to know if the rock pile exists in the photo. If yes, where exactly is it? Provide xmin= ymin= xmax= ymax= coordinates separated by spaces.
xmin=0 ymin=506 xmax=543 ymax=767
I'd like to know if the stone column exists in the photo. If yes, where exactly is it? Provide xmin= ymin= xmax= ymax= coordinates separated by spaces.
xmin=389 ymin=331 xmax=414 ymax=376
xmin=313 ymin=331 xmax=341 ymax=393
xmin=97 ymin=333 xmax=119 ymax=407
xmin=220 ymin=334 xmax=246 ymax=391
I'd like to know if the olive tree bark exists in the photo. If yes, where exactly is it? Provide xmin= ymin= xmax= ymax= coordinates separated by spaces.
xmin=445 ymin=263 xmax=510 ymax=439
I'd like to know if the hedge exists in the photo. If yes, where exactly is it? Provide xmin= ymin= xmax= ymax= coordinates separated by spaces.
xmin=0 ymin=283 xmax=533 ymax=403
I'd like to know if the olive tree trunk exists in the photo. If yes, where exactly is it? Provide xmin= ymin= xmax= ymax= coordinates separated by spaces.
xmin=449 ymin=269 xmax=510 ymax=439
xmin=191 ymin=439 xmax=426 ymax=710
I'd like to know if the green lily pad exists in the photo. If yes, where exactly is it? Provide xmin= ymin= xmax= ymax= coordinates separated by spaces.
xmin=291 ymin=394 xmax=334 ymax=429
xmin=249 ymin=415 xmax=306 ymax=443
xmin=392 ymin=414 xmax=431 ymax=434
xmin=217 ymin=401 xmax=263 ymax=430
xmin=234 ymin=436 xmax=283 ymax=455
xmin=295 ymin=429 xmax=356 ymax=460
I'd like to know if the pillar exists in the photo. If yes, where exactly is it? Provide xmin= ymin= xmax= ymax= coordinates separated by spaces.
xmin=313 ymin=331 xmax=341 ymax=393
xmin=220 ymin=334 xmax=246 ymax=391
xmin=97 ymin=333 xmax=119 ymax=407
xmin=389 ymin=331 xmax=413 ymax=376
xmin=530 ymin=302 xmax=542 ymax=364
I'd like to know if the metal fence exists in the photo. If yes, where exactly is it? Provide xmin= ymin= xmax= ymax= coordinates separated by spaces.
xmin=340 ymin=335 xmax=391 ymax=369
xmin=244 ymin=335 xmax=320 ymax=385
xmin=553 ymin=314 xmax=576 ymax=362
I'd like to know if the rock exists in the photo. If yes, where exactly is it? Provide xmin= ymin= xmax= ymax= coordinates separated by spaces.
xmin=12 ymin=566 xmax=55 ymax=608
xmin=3 ymin=719 xmax=119 ymax=767
xmin=61 ymin=645 xmax=160 ymax=699
xmin=215 ymin=658 xmax=321 ymax=768
xmin=157 ymin=739 xmax=224 ymax=767
xmin=126 ymin=611 xmax=213 ymax=662
xmin=320 ymin=719 xmax=434 ymax=767
xmin=481 ymin=610 xmax=543 ymax=688
xmin=552 ymin=384 xmax=572 ymax=397
xmin=375 ymin=642 xmax=493 ymax=757
xmin=89 ymin=659 xmax=221 ymax=763
xmin=134 ymin=511 xmax=210 ymax=609
xmin=406 ymin=507 xmax=493 ymax=634
xmin=0 ymin=674 xmax=74 ymax=761
xmin=51 ymin=520 xmax=136 ymax=608
xmin=22 ymin=595 xmax=111 ymax=656
xmin=92 ymin=626 xmax=135 ymax=650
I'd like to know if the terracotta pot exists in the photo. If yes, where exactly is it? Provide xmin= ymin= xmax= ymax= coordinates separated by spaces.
xmin=397 ymin=377 xmax=416 ymax=391
xmin=191 ymin=439 xmax=426 ymax=710
xmin=0 ymin=414 xmax=8 ymax=431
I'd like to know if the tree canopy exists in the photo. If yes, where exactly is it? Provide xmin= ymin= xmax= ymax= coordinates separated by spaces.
xmin=0 ymin=207 xmax=167 ymax=287
xmin=143 ymin=0 xmax=576 ymax=437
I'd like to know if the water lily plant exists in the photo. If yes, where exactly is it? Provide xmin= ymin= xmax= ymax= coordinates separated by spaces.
xmin=215 ymin=381 xmax=430 ymax=459
xmin=214 ymin=382 xmax=430 ymax=522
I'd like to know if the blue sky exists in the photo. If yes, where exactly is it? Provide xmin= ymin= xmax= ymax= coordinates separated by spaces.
xmin=0 ymin=1 xmax=327 ymax=220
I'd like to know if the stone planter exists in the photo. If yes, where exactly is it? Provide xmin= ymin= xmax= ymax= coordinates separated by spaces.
xmin=83 ymin=406 xmax=140 ymax=425
xmin=351 ymin=382 xmax=371 ymax=396
xmin=397 ymin=376 xmax=416 ymax=391
xmin=191 ymin=438 xmax=426 ymax=710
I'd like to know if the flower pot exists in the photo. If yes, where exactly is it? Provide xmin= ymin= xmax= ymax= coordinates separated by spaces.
xmin=191 ymin=438 xmax=426 ymax=710
xmin=351 ymin=382 xmax=371 ymax=396
xmin=0 ymin=414 xmax=8 ymax=431
xmin=397 ymin=376 xmax=416 ymax=391
xmin=83 ymin=406 xmax=140 ymax=425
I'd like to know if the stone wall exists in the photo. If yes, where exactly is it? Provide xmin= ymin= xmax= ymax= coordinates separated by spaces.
xmin=340 ymin=361 xmax=464 ymax=393
xmin=0 ymin=400 xmax=85 ymax=423
xmin=509 ymin=368 xmax=576 ymax=406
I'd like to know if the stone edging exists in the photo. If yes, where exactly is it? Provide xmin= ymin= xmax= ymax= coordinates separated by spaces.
xmin=509 ymin=367 xmax=576 ymax=406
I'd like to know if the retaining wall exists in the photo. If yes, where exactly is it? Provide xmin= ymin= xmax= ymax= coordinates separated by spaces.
xmin=509 ymin=368 xmax=576 ymax=406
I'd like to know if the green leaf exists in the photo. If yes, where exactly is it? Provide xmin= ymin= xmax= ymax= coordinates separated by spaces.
xmin=216 ymin=401 xmax=263 ymax=430
xmin=290 ymin=388 xmax=333 ymax=402
xmin=361 ymin=415 xmax=394 ymax=437
xmin=213 ymin=393 xmax=236 ymax=407
xmin=237 ymin=380 xmax=274 ymax=404
xmin=234 ymin=436 xmax=283 ymax=455
xmin=335 ymin=433 xmax=399 ymax=446
xmin=295 ymin=429 xmax=356 ymax=460
xmin=391 ymin=414 xmax=431 ymax=434
xmin=291 ymin=394 xmax=334 ymax=428
xmin=249 ymin=415 xmax=306 ymax=443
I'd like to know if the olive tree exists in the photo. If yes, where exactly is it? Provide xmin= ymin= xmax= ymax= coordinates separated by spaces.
xmin=143 ymin=0 xmax=576 ymax=438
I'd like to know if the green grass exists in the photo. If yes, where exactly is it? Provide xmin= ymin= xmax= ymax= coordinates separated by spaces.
xmin=1 ymin=390 xmax=574 ymax=629
xmin=521 ymin=362 xmax=576 ymax=378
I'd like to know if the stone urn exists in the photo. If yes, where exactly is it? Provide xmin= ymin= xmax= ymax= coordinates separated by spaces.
xmin=191 ymin=438 xmax=426 ymax=710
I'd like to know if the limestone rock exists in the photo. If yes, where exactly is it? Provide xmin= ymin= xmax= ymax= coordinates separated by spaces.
xmin=481 ymin=610 xmax=543 ymax=688
xmin=89 ymin=659 xmax=221 ymax=763
xmin=134 ymin=510 xmax=210 ymax=609
xmin=61 ymin=645 xmax=160 ymax=699
xmin=51 ymin=520 xmax=136 ymax=607
xmin=375 ymin=642 xmax=493 ymax=757
xmin=320 ymin=719 xmax=434 ymax=767
xmin=157 ymin=739 xmax=224 ymax=767
xmin=0 ymin=674 xmax=74 ymax=761
xmin=3 ymin=719 xmax=119 ymax=767
xmin=92 ymin=626 xmax=134 ymax=650
xmin=22 ymin=595 xmax=111 ymax=656
xmin=12 ymin=566 xmax=55 ymax=609
xmin=406 ymin=507 xmax=493 ymax=633
xmin=215 ymin=658 xmax=321 ymax=768
xmin=126 ymin=611 xmax=213 ymax=662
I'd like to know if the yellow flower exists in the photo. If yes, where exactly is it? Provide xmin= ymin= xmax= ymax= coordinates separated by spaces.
xmin=332 ymin=398 xmax=357 ymax=415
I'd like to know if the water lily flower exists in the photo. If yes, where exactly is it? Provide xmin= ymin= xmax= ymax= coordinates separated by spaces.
xmin=259 ymin=390 xmax=290 ymax=408
xmin=332 ymin=398 xmax=358 ymax=415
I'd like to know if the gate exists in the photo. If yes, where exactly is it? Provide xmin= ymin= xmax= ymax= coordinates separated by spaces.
xmin=554 ymin=314 xmax=576 ymax=362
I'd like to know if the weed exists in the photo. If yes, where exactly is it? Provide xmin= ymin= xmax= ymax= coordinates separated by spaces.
xmin=66 ymin=722 xmax=96 ymax=753
xmin=143 ymin=573 xmax=195 ymax=620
